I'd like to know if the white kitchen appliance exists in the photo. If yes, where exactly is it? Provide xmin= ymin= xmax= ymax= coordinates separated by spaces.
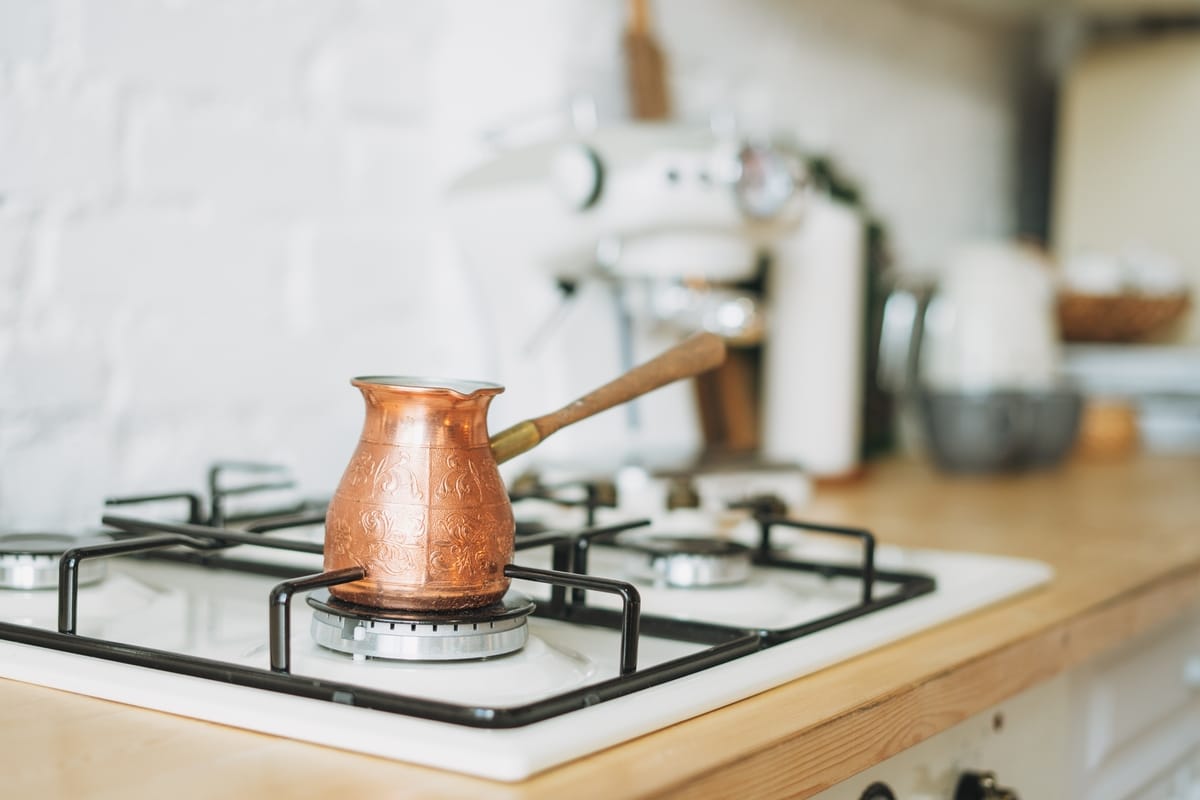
xmin=446 ymin=121 xmax=869 ymax=477
xmin=0 ymin=463 xmax=1051 ymax=781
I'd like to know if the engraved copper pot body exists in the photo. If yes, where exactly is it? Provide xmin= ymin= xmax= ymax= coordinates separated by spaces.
xmin=324 ymin=377 xmax=514 ymax=611
xmin=324 ymin=333 xmax=728 ymax=612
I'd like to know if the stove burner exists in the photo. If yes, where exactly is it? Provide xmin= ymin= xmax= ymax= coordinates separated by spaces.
xmin=0 ymin=533 xmax=108 ymax=591
xmin=622 ymin=535 xmax=752 ymax=588
xmin=307 ymin=589 xmax=535 ymax=662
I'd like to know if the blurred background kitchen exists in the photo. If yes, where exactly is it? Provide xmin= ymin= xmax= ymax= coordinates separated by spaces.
xmin=1 ymin=0 xmax=1197 ymax=532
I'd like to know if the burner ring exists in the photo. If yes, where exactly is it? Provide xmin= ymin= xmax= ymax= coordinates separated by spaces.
xmin=621 ymin=535 xmax=753 ymax=588
xmin=0 ymin=533 xmax=109 ymax=591
xmin=307 ymin=589 xmax=535 ymax=662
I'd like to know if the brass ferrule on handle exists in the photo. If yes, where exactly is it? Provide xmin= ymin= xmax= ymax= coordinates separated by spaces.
xmin=489 ymin=420 xmax=543 ymax=466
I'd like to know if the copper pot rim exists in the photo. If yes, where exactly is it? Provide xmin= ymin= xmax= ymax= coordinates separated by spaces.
xmin=350 ymin=375 xmax=505 ymax=399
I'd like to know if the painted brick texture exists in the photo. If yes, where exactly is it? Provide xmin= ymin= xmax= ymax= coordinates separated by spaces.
xmin=0 ymin=0 xmax=1019 ymax=525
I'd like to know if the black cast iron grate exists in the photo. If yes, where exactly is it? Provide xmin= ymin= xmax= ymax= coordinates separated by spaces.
xmin=0 ymin=468 xmax=935 ymax=729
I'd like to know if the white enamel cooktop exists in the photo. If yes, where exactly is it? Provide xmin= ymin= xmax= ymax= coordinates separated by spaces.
xmin=0 ymin=514 xmax=1051 ymax=781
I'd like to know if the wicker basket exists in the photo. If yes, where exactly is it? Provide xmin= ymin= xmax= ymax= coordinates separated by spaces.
xmin=1057 ymin=292 xmax=1190 ymax=343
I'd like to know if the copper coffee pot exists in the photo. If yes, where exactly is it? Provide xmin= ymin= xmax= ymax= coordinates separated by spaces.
xmin=324 ymin=332 xmax=726 ymax=611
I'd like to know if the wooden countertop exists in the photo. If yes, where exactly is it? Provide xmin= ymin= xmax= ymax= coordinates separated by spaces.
xmin=5 ymin=456 xmax=1199 ymax=799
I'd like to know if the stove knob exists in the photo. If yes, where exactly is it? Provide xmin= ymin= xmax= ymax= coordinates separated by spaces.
xmin=665 ymin=477 xmax=701 ymax=510
xmin=509 ymin=471 xmax=544 ymax=498
xmin=589 ymin=479 xmax=618 ymax=509
xmin=954 ymin=771 xmax=1019 ymax=800
xmin=729 ymin=492 xmax=788 ymax=519
xmin=858 ymin=782 xmax=896 ymax=800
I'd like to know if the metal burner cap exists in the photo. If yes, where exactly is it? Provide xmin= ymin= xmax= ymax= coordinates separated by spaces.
xmin=307 ymin=589 xmax=535 ymax=662
xmin=622 ymin=535 xmax=752 ymax=588
xmin=0 ymin=533 xmax=109 ymax=591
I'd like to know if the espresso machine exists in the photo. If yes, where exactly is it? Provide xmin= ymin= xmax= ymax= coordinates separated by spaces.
xmin=445 ymin=120 xmax=870 ymax=483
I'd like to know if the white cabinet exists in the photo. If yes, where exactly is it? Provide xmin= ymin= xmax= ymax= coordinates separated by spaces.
xmin=1127 ymin=747 xmax=1200 ymax=800
xmin=927 ymin=0 xmax=1200 ymax=22
xmin=1054 ymin=34 xmax=1200 ymax=344
xmin=817 ymin=608 xmax=1200 ymax=799
xmin=1069 ymin=613 xmax=1200 ymax=800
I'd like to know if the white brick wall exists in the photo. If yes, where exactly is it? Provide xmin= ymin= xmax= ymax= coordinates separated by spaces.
xmin=0 ymin=0 xmax=1020 ymax=529
xmin=131 ymin=102 xmax=347 ymax=218
xmin=0 ymin=0 xmax=52 ymax=64
xmin=0 ymin=217 xmax=25 ymax=334
xmin=80 ymin=0 xmax=344 ymax=106
xmin=310 ymin=5 xmax=442 ymax=120
xmin=0 ymin=85 xmax=119 ymax=204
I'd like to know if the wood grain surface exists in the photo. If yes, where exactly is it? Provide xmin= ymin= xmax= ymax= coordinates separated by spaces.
xmin=3 ymin=456 xmax=1198 ymax=799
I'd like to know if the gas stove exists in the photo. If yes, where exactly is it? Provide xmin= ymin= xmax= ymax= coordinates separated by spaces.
xmin=0 ymin=463 xmax=1051 ymax=781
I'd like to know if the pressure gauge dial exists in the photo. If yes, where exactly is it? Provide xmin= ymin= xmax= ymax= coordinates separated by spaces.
xmin=551 ymin=143 xmax=604 ymax=211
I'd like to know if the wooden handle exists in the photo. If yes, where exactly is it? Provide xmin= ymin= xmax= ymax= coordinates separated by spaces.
xmin=624 ymin=0 xmax=669 ymax=121
xmin=489 ymin=332 xmax=726 ymax=464
xmin=628 ymin=0 xmax=650 ymax=34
